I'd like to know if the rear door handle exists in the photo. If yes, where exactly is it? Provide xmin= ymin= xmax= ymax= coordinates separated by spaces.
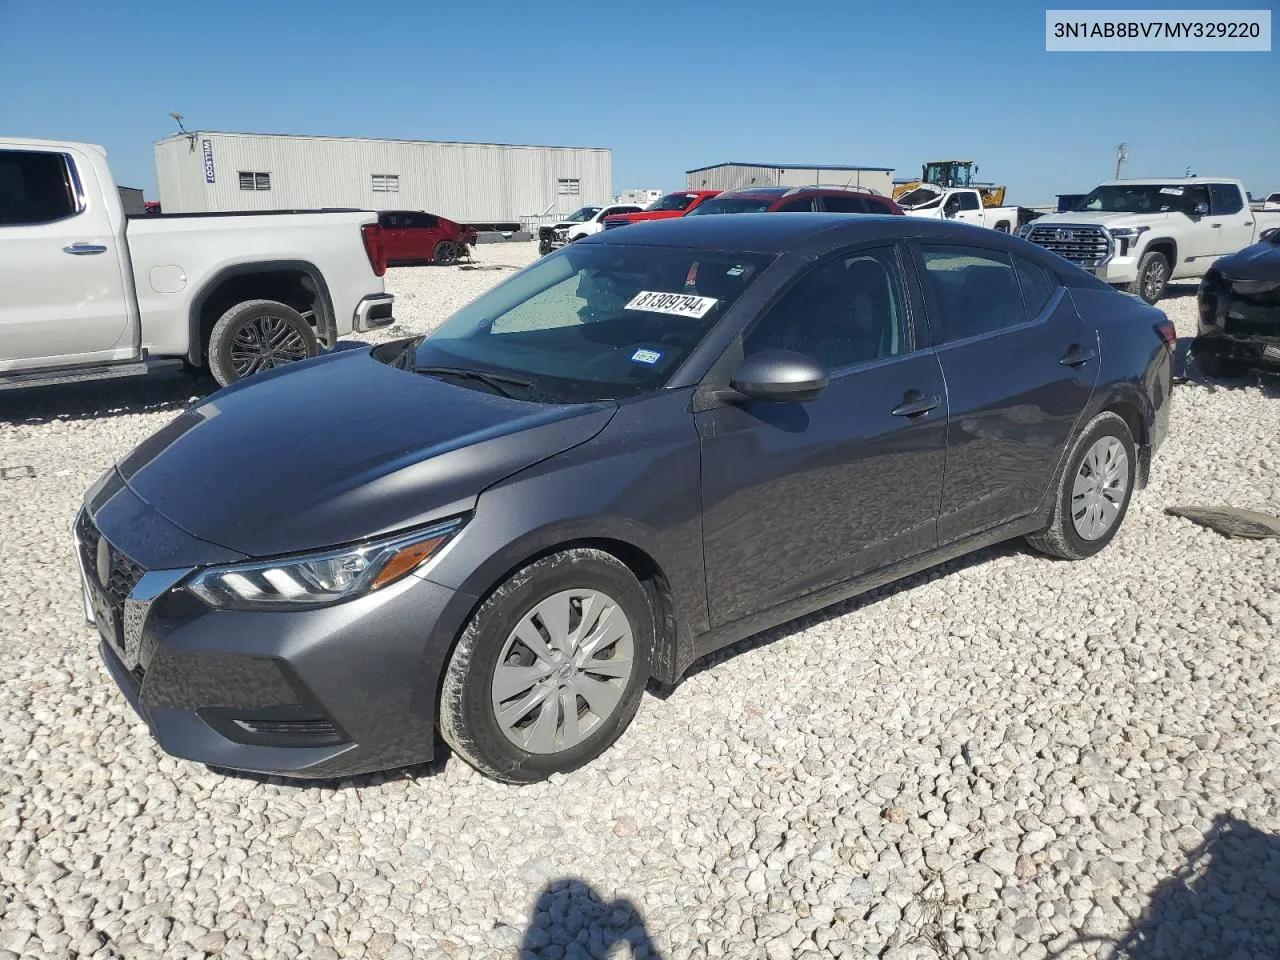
xmin=1059 ymin=346 xmax=1097 ymax=367
xmin=63 ymin=243 xmax=107 ymax=255
xmin=891 ymin=391 xmax=941 ymax=418
xmin=1210 ymin=223 xmax=1222 ymax=229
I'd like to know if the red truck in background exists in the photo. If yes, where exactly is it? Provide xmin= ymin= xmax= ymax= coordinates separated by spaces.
xmin=602 ymin=190 xmax=720 ymax=230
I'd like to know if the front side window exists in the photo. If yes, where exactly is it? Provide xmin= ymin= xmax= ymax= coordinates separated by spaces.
xmin=919 ymin=244 xmax=1026 ymax=341
xmin=957 ymin=192 xmax=980 ymax=211
xmin=777 ymin=197 xmax=815 ymax=212
xmin=649 ymin=193 xmax=698 ymax=212
xmin=686 ymin=197 xmax=775 ymax=216
xmin=744 ymin=245 xmax=912 ymax=371
xmin=821 ymin=195 xmax=869 ymax=214
xmin=411 ymin=245 xmax=773 ymax=402
xmin=239 ymin=171 xmax=271 ymax=191
xmin=0 ymin=150 xmax=78 ymax=226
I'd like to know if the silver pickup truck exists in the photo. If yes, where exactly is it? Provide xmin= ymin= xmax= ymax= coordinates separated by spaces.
xmin=1 ymin=138 xmax=395 ymax=390
xmin=1022 ymin=177 xmax=1280 ymax=303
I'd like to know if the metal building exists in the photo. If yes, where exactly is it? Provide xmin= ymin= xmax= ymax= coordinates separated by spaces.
xmin=686 ymin=162 xmax=895 ymax=197
xmin=154 ymin=131 xmax=612 ymax=222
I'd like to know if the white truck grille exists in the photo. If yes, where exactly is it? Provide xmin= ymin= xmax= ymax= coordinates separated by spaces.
xmin=1027 ymin=224 xmax=1113 ymax=269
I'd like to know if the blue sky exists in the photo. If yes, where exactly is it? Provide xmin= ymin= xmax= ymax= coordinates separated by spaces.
xmin=1 ymin=0 xmax=1275 ymax=206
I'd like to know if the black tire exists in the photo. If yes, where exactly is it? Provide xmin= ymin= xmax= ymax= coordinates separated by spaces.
xmin=438 ymin=549 xmax=653 ymax=783
xmin=1125 ymin=250 xmax=1170 ymax=304
xmin=1196 ymin=350 xmax=1246 ymax=379
xmin=207 ymin=299 xmax=318 ymax=387
xmin=433 ymin=240 xmax=460 ymax=265
xmin=1025 ymin=411 xmax=1137 ymax=561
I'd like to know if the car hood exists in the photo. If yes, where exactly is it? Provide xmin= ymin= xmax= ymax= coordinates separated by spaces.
xmin=1031 ymin=211 xmax=1177 ymax=229
xmin=1213 ymin=240 xmax=1280 ymax=281
xmin=117 ymin=348 xmax=617 ymax=557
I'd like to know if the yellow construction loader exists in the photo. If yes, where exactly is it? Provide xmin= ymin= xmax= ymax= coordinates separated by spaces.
xmin=893 ymin=160 xmax=1007 ymax=207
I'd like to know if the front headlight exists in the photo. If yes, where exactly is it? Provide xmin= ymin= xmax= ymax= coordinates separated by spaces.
xmin=186 ymin=519 xmax=463 ymax=611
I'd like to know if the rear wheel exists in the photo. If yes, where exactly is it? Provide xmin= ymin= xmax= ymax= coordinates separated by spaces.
xmin=433 ymin=240 xmax=460 ymax=265
xmin=439 ymin=549 xmax=653 ymax=783
xmin=1025 ymin=411 xmax=1136 ymax=560
xmin=1125 ymin=251 xmax=1169 ymax=304
xmin=207 ymin=299 xmax=318 ymax=387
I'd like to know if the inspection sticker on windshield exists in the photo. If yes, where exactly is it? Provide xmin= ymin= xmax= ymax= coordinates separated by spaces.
xmin=1160 ymin=187 xmax=1185 ymax=196
xmin=630 ymin=348 xmax=663 ymax=365
xmin=625 ymin=291 xmax=718 ymax=319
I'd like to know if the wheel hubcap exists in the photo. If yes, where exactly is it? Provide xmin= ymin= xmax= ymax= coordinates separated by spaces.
xmin=1143 ymin=261 xmax=1166 ymax=300
xmin=491 ymin=589 xmax=634 ymax=755
xmin=1071 ymin=436 xmax=1129 ymax=541
xmin=228 ymin=315 xmax=308 ymax=378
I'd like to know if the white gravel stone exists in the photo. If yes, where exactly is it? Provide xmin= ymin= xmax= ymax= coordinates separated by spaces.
xmin=1 ymin=269 xmax=1278 ymax=958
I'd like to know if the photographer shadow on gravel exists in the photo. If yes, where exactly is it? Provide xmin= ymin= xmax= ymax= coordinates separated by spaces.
xmin=1056 ymin=814 xmax=1280 ymax=959
xmin=517 ymin=878 xmax=663 ymax=959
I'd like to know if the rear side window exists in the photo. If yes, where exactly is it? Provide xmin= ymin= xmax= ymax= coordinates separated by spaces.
xmin=378 ymin=212 xmax=400 ymax=227
xmin=864 ymin=197 xmax=895 ymax=214
xmin=1209 ymin=183 xmax=1244 ymax=215
xmin=919 ymin=244 xmax=1026 ymax=341
xmin=0 ymin=150 xmax=78 ymax=226
xmin=822 ymin=195 xmax=868 ymax=213
xmin=1013 ymin=255 xmax=1059 ymax=318
xmin=407 ymin=213 xmax=439 ymax=229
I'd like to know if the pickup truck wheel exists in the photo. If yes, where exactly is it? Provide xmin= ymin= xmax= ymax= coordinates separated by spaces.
xmin=208 ymin=299 xmax=318 ymax=387
xmin=1126 ymin=251 xmax=1169 ymax=304
xmin=433 ymin=241 xmax=460 ymax=265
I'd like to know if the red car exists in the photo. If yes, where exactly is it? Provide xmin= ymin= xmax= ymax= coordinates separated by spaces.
xmin=684 ymin=185 xmax=903 ymax=217
xmin=377 ymin=210 xmax=478 ymax=265
xmin=602 ymin=190 xmax=720 ymax=230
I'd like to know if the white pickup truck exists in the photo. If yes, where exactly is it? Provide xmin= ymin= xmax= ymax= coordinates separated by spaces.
xmin=896 ymin=185 xmax=1022 ymax=233
xmin=1021 ymin=177 xmax=1280 ymax=303
xmin=1 ymin=138 xmax=394 ymax=390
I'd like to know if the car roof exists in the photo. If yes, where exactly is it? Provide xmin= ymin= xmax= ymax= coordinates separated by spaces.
xmin=582 ymin=212 xmax=986 ymax=254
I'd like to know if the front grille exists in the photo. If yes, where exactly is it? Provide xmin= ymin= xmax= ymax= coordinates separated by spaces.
xmin=1027 ymin=224 xmax=1112 ymax=269
xmin=77 ymin=511 xmax=147 ymax=649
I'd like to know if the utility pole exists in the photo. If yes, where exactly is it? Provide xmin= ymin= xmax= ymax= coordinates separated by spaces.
xmin=1114 ymin=142 xmax=1129 ymax=179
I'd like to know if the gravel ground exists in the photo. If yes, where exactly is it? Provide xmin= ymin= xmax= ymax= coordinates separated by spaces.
xmin=1 ymin=251 xmax=1278 ymax=960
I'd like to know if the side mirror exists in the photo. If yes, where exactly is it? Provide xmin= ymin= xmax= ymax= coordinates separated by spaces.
xmin=727 ymin=350 xmax=828 ymax=403
xmin=1191 ymin=201 xmax=1210 ymax=217
xmin=1260 ymin=227 xmax=1279 ymax=244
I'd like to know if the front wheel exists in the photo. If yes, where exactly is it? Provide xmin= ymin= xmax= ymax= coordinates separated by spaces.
xmin=207 ymin=299 xmax=318 ymax=387
xmin=433 ymin=240 xmax=461 ymax=265
xmin=1025 ymin=411 xmax=1137 ymax=560
xmin=439 ymin=549 xmax=653 ymax=783
xmin=1126 ymin=251 xmax=1169 ymax=304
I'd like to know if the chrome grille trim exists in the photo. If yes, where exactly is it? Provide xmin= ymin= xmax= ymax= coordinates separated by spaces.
xmin=1026 ymin=224 xmax=1114 ymax=270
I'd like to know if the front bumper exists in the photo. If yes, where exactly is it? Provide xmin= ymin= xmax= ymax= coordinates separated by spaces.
xmin=1088 ymin=255 xmax=1139 ymax=285
xmin=353 ymin=293 xmax=395 ymax=333
xmin=78 ymin=497 xmax=479 ymax=779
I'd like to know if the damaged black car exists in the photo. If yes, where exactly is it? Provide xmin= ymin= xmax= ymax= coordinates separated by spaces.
xmin=1196 ymin=227 xmax=1280 ymax=377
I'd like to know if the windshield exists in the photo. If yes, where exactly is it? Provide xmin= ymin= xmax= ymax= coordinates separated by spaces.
xmin=685 ymin=197 xmax=775 ymax=216
xmin=896 ymin=187 xmax=942 ymax=209
xmin=412 ymin=244 xmax=773 ymax=403
xmin=1075 ymin=184 xmax=1203 ymax=214
xmin=563 ymin=207 xmax=602 ymax=222
xmin=649 ymin=193 xmax=699 ymax=212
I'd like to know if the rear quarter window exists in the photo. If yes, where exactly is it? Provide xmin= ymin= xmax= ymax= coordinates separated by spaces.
xmin=1013 ymin=255 xmax=1060 ymax=318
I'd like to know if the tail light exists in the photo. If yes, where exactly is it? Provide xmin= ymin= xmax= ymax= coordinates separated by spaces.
xmin=1154 ymin=318 xmax=1177 ymax=350
xmin=361 ymin=223 xmax=387 ymax=278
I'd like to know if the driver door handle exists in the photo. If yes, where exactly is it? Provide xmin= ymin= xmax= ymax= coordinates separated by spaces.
xmin=63 ymin=243 xmax=107 ymax=255
xmin=891 ymin=391 xmax=941 ymax=418
xmin=1059 ymin=345 xmax=1097 ymax=367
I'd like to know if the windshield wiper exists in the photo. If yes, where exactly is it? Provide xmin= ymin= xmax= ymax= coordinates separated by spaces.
xmin=412 ymin=365 xmax=534 ymax=400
